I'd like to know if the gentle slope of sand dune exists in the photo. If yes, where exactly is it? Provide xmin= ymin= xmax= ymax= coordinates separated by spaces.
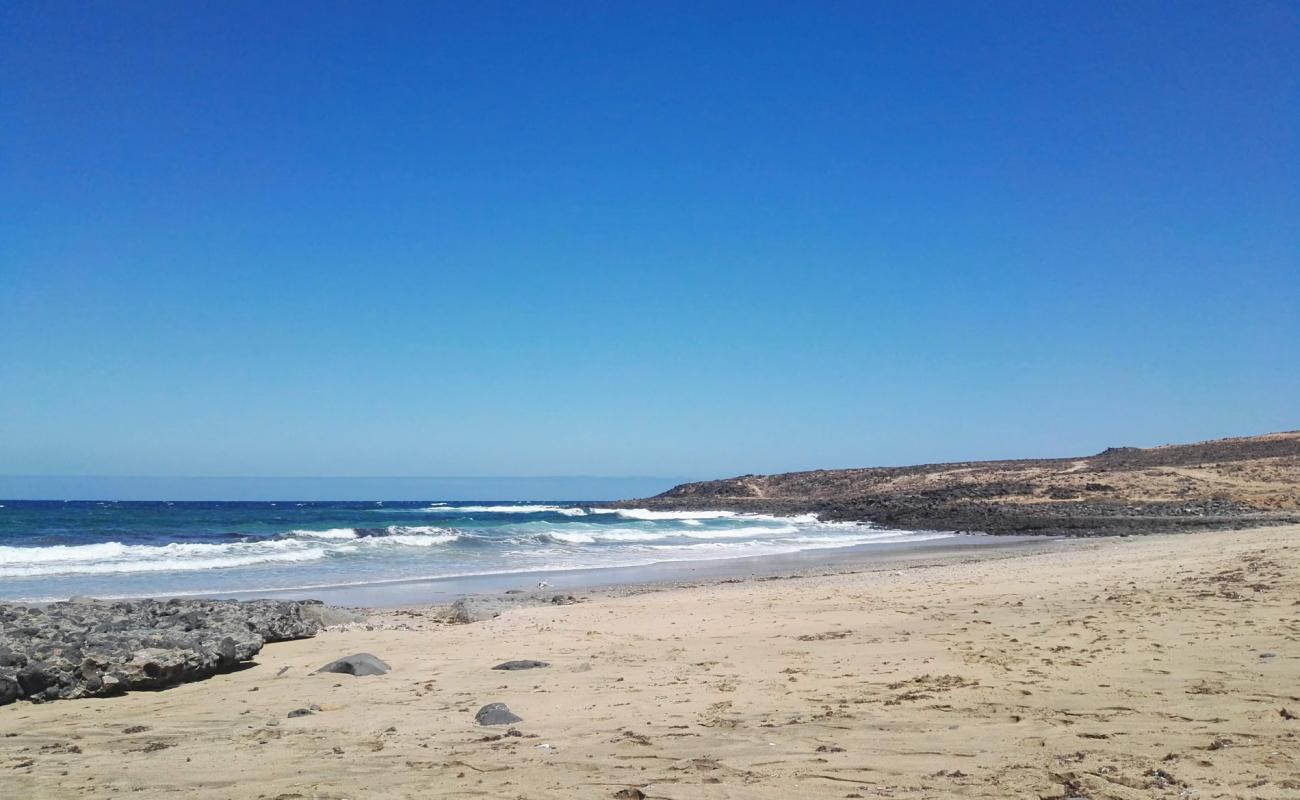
xmin=3 ymin=526 xmax=1298 ymax=798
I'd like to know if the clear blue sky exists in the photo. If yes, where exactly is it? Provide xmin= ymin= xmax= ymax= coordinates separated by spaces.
xmin=2 ymin=2 xmax=1296 ymax=492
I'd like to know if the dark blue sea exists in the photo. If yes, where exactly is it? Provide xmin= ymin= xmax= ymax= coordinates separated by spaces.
xmin=0 ymin=500 xmax=956 ymax=602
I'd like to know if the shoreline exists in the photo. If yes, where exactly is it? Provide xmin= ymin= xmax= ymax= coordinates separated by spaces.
xmin=5 ymin=524 xmax=1297 ymax=797
xmin=206 ymin=530 xmax=1056 ymax=608
xmin=1 ymin=518 xmax=1051 ymax=608
xmin=0 ymin=505 xmax=975 ymax=606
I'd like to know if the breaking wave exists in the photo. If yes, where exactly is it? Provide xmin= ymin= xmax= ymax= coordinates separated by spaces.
xmin=0 ymin=525 xmax=462 ymax=578
xmin=0 ymin=501 xmax=966 ymax=598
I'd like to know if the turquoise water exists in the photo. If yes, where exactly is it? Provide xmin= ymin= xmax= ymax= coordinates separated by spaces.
xmin=0 ymin=501 xmax=956 ymax=602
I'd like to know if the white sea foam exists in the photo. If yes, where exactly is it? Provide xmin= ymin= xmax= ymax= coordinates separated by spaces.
xmin=0 ymin=540 xmax=330 ymax=577
xmin=287 ymin=527 xmax=359 ymax=540
xmin=547 ymin=531 xmax=595 ymax=544
xmin=416 ymin=505 xmax=750 ymax=519
xmin=377 ymin=504 xmax=620 ymax=516
xmin=546 ymin=528 xmax=672 ymax=544
xmin=542 ymin=523 xmax=812 ymax=545
xmin=361 ymin=530 xmax=460 ymax=547
xmin=0 ymin=525 xmax=463 ymax=578
xmin=427 ymin=504 xmax=587 ymax=515
xmin=680 ymin=524 xmax=801 ymax=538
xmin=612 ymin=509 xmax=739 ymax=520
xmin=379 ymin=525 xmax=457 ymax=537
xmin=0 ymin=541 xmax=141 ymax=565
xmin=0 ymin=503 xmax=964 ymax=594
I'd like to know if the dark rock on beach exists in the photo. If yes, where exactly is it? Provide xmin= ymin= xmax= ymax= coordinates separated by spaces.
xmin=0 ymin=673 xmax=19 ymax=705
xmin=0 ymin=597 xmax=329 ymax=705
xmin=316 ymin=653 xmax=391 ymax=676
xmin=492 ymin=660 xmax=549 ymax=671
xmin=475 ymin=702 xmax=523 ymax=725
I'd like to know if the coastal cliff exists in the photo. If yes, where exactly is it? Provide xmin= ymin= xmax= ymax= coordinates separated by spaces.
xmin=613 ymin=431 xmax=1300 ymax=535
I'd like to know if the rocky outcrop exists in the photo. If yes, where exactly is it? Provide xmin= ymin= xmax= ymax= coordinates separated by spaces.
xmin=0 ymin=597 xmax=329 ymax=705
xmin=606 ymin=432 xmax=1300 ymax=536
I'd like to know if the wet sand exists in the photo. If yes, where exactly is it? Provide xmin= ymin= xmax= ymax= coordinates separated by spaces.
xmin=2 ymin=525 xmax=1297 ymax=799
xmin=208 ymin=532 xmax=1049 ymax=607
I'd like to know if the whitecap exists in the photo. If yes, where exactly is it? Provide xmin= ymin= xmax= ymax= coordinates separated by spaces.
xmin=0 ymin=540 xmax=329 ymax=578
xmin=414 ymin=504 xmax=594 ymax=516
xmin=613 ymin=509 xmax=738 ymax=520
xmin=362 ymin=533 xmax=460 ymax=547
xmin=285 ymin=528 xmax=359 ymax=540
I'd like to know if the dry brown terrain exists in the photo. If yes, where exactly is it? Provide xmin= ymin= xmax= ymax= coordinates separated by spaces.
xmin=2 ymin=526 xmax=1298 ymax=799
xmin=618 ymin=431 xmax=1300 ymax=534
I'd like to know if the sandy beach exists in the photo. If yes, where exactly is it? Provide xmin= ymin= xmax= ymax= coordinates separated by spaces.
xmin=3 ymin=525 xmax=1297 ymax=799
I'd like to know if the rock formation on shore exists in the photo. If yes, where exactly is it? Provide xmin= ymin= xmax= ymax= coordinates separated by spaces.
xmin=613 ymin=431 xmax=1300 ymax=535
xmin=0 ymin=598 xmax=337 ymax=705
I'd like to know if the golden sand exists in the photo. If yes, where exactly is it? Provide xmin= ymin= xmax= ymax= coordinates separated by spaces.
xmin=3 ymin=526 xmax=1297 ymax=799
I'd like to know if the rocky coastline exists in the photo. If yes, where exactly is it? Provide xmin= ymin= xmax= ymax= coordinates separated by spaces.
xmin=0 ymin=598 xmax=355 ymax=706
xmin=607 ymin=431 xmax=1300 ymax=536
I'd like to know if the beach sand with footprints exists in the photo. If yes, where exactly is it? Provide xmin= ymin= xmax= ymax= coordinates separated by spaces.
xmin=3 ymin=525 xmax=1298 ymax=799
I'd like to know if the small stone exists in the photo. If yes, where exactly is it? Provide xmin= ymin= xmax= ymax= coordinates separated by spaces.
xmin=287 ymin=708 xmax=313 ymax=718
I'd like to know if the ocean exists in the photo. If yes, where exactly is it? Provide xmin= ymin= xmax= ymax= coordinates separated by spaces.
xmin=0 ymin=501 xmax=959 ymax=603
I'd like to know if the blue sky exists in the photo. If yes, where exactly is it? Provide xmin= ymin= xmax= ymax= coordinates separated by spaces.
xmin=2 ymin=2 xmax=1296 ymax=493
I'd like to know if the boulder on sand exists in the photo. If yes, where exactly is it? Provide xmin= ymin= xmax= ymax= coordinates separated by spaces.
xmin=445 ymin=597 xmax=511 ymax=624
xmin=475 ymin=702 xmax=522 ymax=725
xmin=315 ymin=653 xmax=391 ymax=676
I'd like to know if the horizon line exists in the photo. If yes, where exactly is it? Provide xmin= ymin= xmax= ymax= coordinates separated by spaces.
xmin=0 ymin=474 xmax=691 ymax=480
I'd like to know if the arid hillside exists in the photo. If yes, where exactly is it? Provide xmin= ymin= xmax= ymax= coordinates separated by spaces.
xmin=617 ymin=431 xmax=1300 ymax=535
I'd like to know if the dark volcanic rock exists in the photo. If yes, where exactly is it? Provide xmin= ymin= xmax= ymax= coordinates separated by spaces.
xmin=492 ymin=660 xmax=549 ymax=671
xmin=316 ymin=653 xmax=391 ymax=676
xmin=0 ymin=673 xmax=19 ymax=705
xmin=0 ymin=598 xmax=325 ymax=705
xmin=475 ymin=702 xmax=523 ymax=725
